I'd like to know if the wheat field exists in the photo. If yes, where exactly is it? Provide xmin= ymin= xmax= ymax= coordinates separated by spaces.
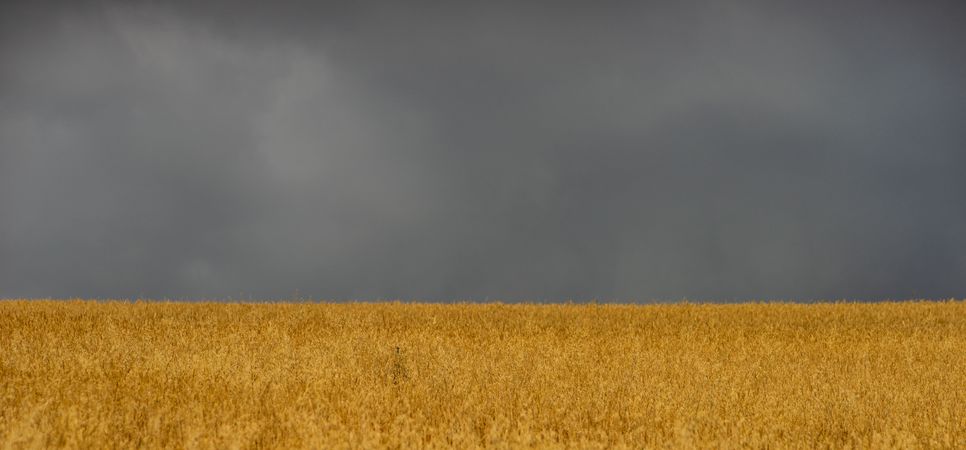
xmin=1 ymin=300 xmax=964 ymax=449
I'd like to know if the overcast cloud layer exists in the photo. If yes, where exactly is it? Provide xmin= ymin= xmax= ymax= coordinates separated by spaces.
xmin=2 ymin=1 xmax=965 ymax=301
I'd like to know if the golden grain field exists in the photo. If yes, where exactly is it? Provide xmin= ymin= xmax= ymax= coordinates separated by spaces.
xmin=1 ymin=300 xmax=964 ymax=449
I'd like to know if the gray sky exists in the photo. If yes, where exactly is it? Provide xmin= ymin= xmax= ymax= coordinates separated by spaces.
xmin=2 ymin=0 xmax=965 ymax=301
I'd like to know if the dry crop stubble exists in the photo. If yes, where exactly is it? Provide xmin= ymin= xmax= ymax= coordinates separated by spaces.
xmin=0 ymin=300 xmax=964 ymax=448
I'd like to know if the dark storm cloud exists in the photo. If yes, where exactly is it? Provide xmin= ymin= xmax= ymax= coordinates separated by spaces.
xmin=2 ymin=1 xmax=965 ymax=301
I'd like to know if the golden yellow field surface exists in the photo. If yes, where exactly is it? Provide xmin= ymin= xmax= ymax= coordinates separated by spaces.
xmin=1 ymin=300 xmax=964 ymax=449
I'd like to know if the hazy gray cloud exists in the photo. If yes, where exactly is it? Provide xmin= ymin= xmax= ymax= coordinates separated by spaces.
xmin=2 ymin=1 xmax=965 ymax=301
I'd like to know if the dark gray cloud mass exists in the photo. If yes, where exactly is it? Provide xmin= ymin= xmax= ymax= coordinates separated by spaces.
xmin=1 ymin=0 xmax=965 ymax=301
